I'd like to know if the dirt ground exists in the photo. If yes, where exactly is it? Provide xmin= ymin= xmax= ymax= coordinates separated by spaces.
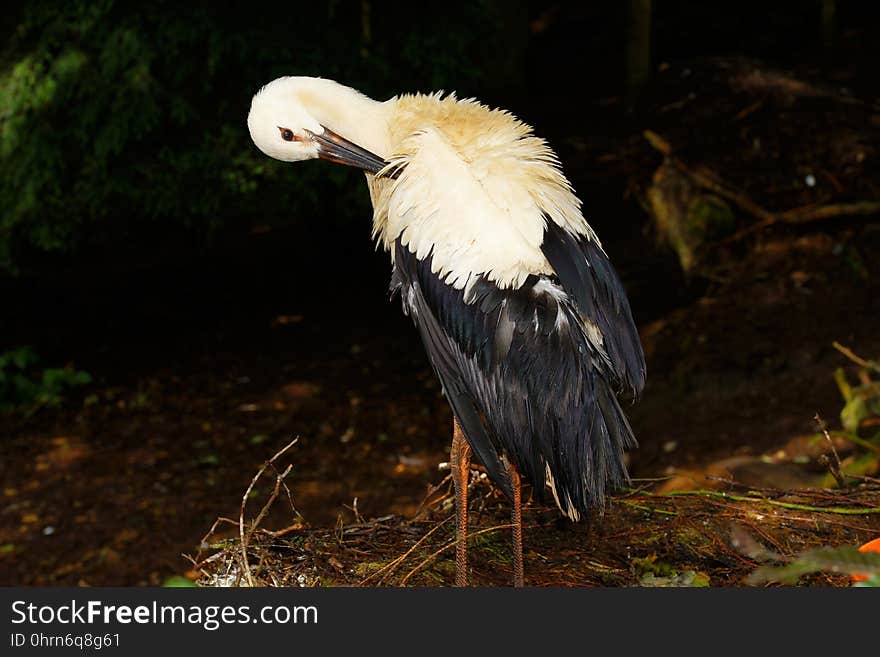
xmin=2 ymin=57 xmax=879 ymax=586
xmin=2 ymin=219 xmax=878 ymax=586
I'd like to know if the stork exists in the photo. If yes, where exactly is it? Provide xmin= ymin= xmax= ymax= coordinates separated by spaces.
xmin=247 ymin=77 xmax=645 ymax=586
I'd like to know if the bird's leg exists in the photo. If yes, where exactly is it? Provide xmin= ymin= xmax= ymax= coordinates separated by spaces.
xmin=450 ymin=418 xmax=471 ymax=587
xmin=507 ymin=460 xmax=524 ymax=587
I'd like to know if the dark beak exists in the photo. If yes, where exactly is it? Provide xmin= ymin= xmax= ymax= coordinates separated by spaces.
xmin=308 ymin=127 xmax=397 ymax=178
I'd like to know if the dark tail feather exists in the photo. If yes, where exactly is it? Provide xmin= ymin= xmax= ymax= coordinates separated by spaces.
xmin=447 ymin=392 xmax=513 ymax=499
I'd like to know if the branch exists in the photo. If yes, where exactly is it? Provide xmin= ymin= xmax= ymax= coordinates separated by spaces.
xmin=833 ymin=341 xmax=880 ymax=375
xmin=239 ymin=438 xmax=299 ymax=587
xmin=642 ymin=130 xmax=880 ymax=242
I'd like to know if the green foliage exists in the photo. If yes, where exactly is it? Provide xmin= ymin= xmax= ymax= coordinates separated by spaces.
xmin=835 ymin=364 xmax=880 ymax=435
xmin=813 ymin=347 xmax=880 ymax=486
xmin=0 ymin=1 xmax=498 ymax=272
xmin=747 ymin=545 xmax=880 ymax=587
xmin=633 ymin=554 xmax=710 ymax=586
xmin=686 ymin=194 xmax=735 ymax=240
xmin=0 ymin=346 xmax=92 ymax=412
xmin=745 ymin=348 xmax=880 ymax=587
xmin=162 ymin=575 xmax=198 ymax=588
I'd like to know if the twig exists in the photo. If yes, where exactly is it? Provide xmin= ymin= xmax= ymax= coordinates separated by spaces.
xmin=642 ymin=129 xmax=671 ymax=156
xmin=703 ymin=476 xmax=866 ymax=504
xmin=251 ymin=464 xmax=294 ymax=531
xmin=399 ymin=523 xmax=515 ymax=586
xmin=642 ymin=130 xmax=880 ymax=242
xmin=189 ymin=516 xmax=240 ymax=571
xmin=654 ymin=489 xmax=880 ymax=515
xmin=702 ymin=476 xmax=787 ymax=496
xmin=343 ymin=497 xmax=364 ymax=525
xmin=782 ymin=201 xmax=880 ymax=224
xmin=737 ymin=521 xmax=788 ymax=557
xmin=816 ymin=413 xmax=845 ymax=487
xmin=722 ymin=199 xmax=880 ymax=243
xmin=359 ymin=516 xmax=453 ymax=586
xmin=413 ymin=473 xmax=453 ymax=520
xmin=616 ymin=499 xmax=678 ymax=516
xmin=269 ymin=460 xmax=300 ymax=519
xmin=685 ymin=163 xmax=776 ymax=223
xmin=239 ymin=438 xmax=299 ymax=587
xmin=728 ymin=525 xmax=781 ymax=563
xmin=643 ymin=130 xmax=774 ymax=222
xmin=257 ymin=522 xmax=305 ymax=538
xmin=623 ymin=481 xmax=669 ymax=497
xmin=734 ymin=100 xmax=763 ymax=121
xmin=833 ymin=341 xmax=880 ymax=374
xmin=198 ymin=516 xmax=239 ymax=548
xmin=846 ymin=473 xmax=880 ymax=485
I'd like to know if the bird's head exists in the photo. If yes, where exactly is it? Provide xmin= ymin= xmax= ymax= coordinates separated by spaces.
xmin=247 ymin=76 xmax=388 ymax=173
xmin=247 ymin=77 xmax=322 ymax=163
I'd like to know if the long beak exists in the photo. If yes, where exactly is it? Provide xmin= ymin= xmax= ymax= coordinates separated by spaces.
xmin=308 ymin=127 xmax=397 ymax=178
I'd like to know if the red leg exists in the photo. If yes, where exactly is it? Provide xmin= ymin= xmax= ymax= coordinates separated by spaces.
xmin=508 ymin=460 xmax=524 ymax=587
xmin=450 ymin=419 xmax=472 ymax=587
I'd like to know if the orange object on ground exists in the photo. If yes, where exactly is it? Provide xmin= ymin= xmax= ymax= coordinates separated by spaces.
xmin=852 ymin=537 xmax=880 ymax=582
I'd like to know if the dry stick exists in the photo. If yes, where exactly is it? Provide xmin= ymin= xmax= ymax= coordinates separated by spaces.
xmin=257 ymin=522 xmax=304 ymax=538
xmin=412 ymin=473 xmax=453 ymax=520
xmin=730 ymin=522 xmax=785 ymax=560
xmin=816 ymin=413 xmax=846 ymax=487
xmin=654 ymin=489 xmax=880 ymax=514
xmin=251 ymin=464 xmax=294 ymax=531
xmin=703 ymin=475 xmax=869 ymax=505
xmin=782 ymin=201 xmax=880 ymax=223
xmin=400 ymin=523 xmax=515 ymax=586
xmin=269 ymin=460 xmax=301 ymax=518
xmin=687 ymin=492 xmax=880 ymax=533
xmin=223 ymin=551 xmax=240 ymax=587
xmin=343 ymin=497 xmax=364 ymax=525
xmin=191 ymin=516 xmax=239 ymax=571
xmin=617 ymin=498 xmax=678 ymax=516
xmin=642 ymin=129 xmax=672 ymax=155
xmin=734 ymin=508 xmax=877 ymax=545
xmin=759 ymin=513 xmax=880 ymax=534
xmin=734 ymin=100 xmax=764 ymax=121
xmin=358 ymin=516 xmax=454 ymax=586
xmin=199 ymin=516 xmax=239 ymax=548
xmin=833 ymin=341 xmax=880 ymax=374
xmin=848 ymin=473 xmax=880 ymax=485
xmin=239 ymin=438 xmax=299 ymax=587
xmin=686 ymin=163 xmax=776 ymax=223
xmin=643 ymin=130 xmax=774 ymax=223
xmin=642 ymin=129 xmax=880 ymax=241
xmin=701 ymin=527 xmax=752 ymax=566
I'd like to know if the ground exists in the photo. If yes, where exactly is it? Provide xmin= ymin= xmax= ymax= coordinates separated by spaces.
xmin=1 ymin=57 xmax=879 ymax=587
xmin=2 ymin=218 xmax=878 ymax=586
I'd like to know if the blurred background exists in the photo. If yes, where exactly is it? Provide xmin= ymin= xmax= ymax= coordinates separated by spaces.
xmin=1 ymin=1 xmax=879 ymax=585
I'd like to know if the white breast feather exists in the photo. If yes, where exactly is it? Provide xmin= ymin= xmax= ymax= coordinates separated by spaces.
xmin=373 ymin=125 xmax=595 ymax=290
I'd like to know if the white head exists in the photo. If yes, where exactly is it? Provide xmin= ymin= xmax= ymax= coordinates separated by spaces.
xmin=247 ymin=77 xmax=323 ymax=163
xmin=247 ymin=76 xmax=390 ymax=173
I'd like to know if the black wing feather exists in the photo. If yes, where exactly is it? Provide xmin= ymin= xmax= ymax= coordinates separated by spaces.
xmin=541 ymin=219 xmax=646 ymax=396
xmin=392 ymin=239 xmax=638 ymax=518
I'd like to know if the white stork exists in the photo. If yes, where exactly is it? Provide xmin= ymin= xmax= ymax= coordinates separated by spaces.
xmin=247 ymin=77 xmax=645 ymax=586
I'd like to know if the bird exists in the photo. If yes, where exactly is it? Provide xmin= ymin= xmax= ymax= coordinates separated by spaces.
xmin=247 ymin=76 xmax=645 ymax=586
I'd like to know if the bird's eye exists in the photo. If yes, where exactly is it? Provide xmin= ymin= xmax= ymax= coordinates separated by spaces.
xmin=280 ymin=128 xmax=294 ymax=142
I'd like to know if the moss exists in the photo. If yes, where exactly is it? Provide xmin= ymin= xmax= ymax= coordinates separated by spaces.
xmin=687 ymin=195 xmax=736 ymax=240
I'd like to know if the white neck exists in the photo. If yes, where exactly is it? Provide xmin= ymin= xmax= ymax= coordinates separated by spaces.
xmin=289 ymin=77 xmax=393 ymax=158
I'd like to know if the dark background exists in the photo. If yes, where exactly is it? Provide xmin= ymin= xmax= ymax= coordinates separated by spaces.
xmin=1 ymin=1 xmax=879 ymax=585
xmin=1 ymin=1 xmax=877 ymax=360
